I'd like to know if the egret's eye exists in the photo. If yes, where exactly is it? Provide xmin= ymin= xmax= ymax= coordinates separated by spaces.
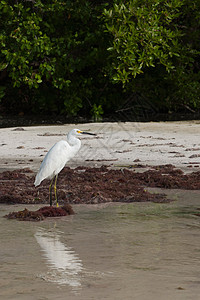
xmin=77 ymin=130 xmax=82 ymax=133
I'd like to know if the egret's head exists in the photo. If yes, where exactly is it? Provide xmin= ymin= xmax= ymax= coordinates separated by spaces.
xmin=70 ymin=129 xmax=96 ymax=136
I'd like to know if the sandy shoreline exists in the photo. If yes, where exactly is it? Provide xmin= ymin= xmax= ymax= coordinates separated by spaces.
xmin=0 ymin=121 xmax=200 ymax=173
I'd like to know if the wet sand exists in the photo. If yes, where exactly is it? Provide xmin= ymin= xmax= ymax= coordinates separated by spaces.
xmin=0 ymin=189 xmax=200 ymax=300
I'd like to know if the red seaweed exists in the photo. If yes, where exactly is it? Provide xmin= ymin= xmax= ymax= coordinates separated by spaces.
xmin=1 ymin=165 xmax=200 ymax=207
xmin=4 ymin=204 xmax=74 ymax=221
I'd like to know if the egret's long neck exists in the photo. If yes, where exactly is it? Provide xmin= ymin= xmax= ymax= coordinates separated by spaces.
xmin=67 ymin=134 xmax=81 ymax=151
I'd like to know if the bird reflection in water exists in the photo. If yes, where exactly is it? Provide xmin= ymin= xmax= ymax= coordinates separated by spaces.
xmin=35 ymin=228 xmax=83 ymax=289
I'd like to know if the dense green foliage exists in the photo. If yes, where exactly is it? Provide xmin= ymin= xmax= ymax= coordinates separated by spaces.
xmin=0 ymin=0 xmax=200 ymax=118
xmin=104 ymin=0 xmax=200 ymax=113
xmin=0 ymin=0 xmax=118 ymax=116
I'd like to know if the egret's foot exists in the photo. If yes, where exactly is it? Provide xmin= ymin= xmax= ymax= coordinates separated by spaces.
xmin=56 ymin=202 xmax=59 ymax=208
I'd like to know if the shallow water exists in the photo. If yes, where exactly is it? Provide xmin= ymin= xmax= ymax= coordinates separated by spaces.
xmin=0 ymin=189 xmax=200 ymax=300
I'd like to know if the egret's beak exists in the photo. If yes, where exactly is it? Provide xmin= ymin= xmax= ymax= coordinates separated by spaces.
xmin=81 ymin=131 xmax=96 ymax=136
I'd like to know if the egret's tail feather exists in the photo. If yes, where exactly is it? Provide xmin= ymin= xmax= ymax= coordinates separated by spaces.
xmin=34 ymin=174 xmax=41 ymax=187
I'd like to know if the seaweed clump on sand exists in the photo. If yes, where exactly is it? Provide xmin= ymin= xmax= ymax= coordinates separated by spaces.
xmin=4 ymin=204 xmax=74 ymax=221
xmin=1 ymin=165 xmax=200 ymax=208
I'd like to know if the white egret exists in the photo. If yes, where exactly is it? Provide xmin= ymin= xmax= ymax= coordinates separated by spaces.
xmin=34 ymin=128 xmax=96 ymax=207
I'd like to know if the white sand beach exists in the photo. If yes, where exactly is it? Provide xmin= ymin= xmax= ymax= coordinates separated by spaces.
xmin=0 ymin=121 xmax=200 ymax=172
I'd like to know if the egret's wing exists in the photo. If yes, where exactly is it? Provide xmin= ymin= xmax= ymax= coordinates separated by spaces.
xmin=34 ymin=140 xmax=71 ymax=186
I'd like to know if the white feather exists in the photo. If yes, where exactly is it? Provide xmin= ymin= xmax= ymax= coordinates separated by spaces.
xmin=34 ymin=129 xmax=82 ymax=186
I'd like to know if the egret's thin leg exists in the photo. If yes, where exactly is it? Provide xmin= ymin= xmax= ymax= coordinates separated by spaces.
xmin=54 ymin=174 xmax=59 ymax=207
xmin=49 ymin=176 xmax=55 ymax=206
